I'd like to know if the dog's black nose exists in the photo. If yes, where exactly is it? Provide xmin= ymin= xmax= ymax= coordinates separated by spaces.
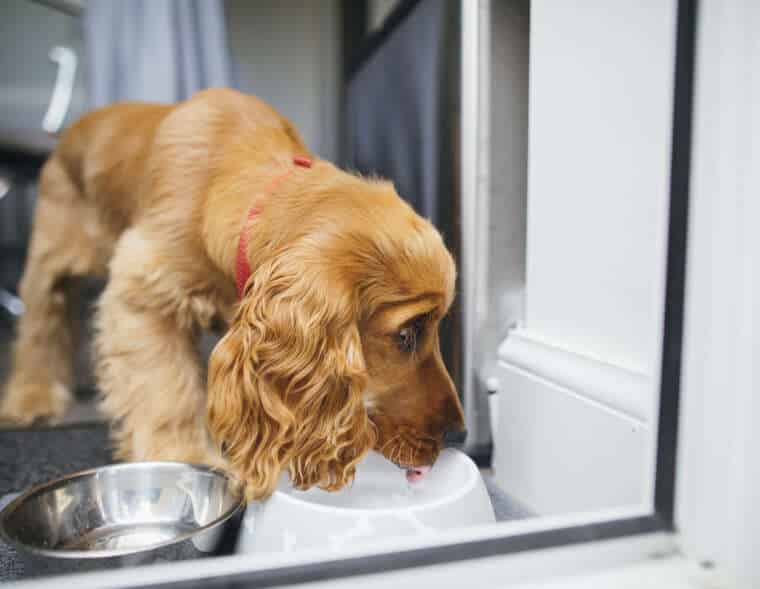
xmin=442 ymin=428 xmax=468 ymax=448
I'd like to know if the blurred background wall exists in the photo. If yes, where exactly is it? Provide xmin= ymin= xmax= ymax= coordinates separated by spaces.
xmin=225 ymin=0 xmax=340 ymax=162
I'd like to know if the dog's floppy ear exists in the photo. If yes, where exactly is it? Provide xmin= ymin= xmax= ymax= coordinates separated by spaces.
xmin=207 ymin=255 xmax=375 ymax=500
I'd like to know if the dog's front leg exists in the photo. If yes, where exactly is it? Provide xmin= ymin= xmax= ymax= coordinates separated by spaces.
xmin=94 ymin=228 xmax=224 ymax=468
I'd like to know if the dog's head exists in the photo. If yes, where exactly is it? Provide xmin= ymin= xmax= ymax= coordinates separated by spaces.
xmin=207 ymin=175 xmax=463 ymax=500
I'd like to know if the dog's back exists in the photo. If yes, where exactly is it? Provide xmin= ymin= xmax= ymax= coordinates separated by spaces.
xmin=55 ymin=101 xmax=172 ymax=231
xmin=55 ymin=89 xmax=307 ymax=231
xmin=0 ymin=89 xmax=310 ymax=424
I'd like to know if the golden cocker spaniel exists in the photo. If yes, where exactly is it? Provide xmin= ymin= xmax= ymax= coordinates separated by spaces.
xmin=0 ymin=89 xmax=465 ymax=499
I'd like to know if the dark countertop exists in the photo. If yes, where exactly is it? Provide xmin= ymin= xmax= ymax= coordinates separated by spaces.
xmin=0 ymin=423 xmax=113 ymax=581
xmin=0 ymin=425 xmax=532 ymax=585
xmin=0 ymin=423 xmax=112 ymax=497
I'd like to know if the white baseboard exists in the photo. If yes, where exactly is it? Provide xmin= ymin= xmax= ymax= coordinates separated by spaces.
xmin=492 ymin=328 xmax=652 ymax=516
xmin=497 ymin=329 xmax=653 ymax=421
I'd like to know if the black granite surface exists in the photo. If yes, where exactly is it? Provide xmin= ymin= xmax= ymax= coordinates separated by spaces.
xmin=0 ymin=424 xmax=113 ymax=581
xmin=0 ymin=494 xmax=22 ymax=581
xmin=0 ymin=423 xmax=112 ymax=496
xmin=0 ymin=425 xmax=530 ymax=583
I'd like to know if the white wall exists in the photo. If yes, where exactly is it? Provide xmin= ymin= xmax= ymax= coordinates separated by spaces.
xmin=524 ymin=0 xmax=674 ymax=375
xmin=224 ymin=0 xmax=340 ymax=161
xmin=368 ymin=0 xmax=401 ymax=33
xmin=494 ymin=0 xmax=677 ymax=515
xmin=676 ymin=0 xmax=760 ymax=585
xmin=478 ymin=0 xmax=529 ymax=380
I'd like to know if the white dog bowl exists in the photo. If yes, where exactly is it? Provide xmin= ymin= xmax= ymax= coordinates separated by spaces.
xmin=236 ymin=449 xmax=495 ymax=554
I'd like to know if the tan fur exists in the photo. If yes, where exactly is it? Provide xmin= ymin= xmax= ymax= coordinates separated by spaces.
xmin=0 ymin=89 xmax=464 ymax=500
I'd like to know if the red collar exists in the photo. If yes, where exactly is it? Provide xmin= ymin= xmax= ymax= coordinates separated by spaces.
xmin=235 ymin=156 xmax=313 ymax=298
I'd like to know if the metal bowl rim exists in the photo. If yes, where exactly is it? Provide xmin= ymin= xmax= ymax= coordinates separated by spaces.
xmin=0 ymin=461 xmax=244 ymax=560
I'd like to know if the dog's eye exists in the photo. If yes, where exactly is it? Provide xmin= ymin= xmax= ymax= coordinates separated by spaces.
xmin=396 ymin=315 xmax=427 ymax=354
xmin=397 ymin=325 xmax=418 ymax=353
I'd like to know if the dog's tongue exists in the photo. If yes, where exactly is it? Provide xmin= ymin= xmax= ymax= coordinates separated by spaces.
xmin=405 ymin=465 xmax=431 ymax=483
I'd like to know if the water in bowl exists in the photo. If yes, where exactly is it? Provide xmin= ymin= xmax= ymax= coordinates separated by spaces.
xmin=281 ymin=451 xmax=461 ymax=510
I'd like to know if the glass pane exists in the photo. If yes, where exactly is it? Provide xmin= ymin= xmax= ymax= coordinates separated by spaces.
xmin=0 ymin=0 xmax=686 ymax=583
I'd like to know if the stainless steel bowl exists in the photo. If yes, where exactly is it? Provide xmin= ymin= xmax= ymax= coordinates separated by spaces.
xmin=0 ymin=462 xmax=244 ymax=577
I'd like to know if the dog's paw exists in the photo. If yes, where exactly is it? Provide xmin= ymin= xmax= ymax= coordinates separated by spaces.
xmin=0 ymin=381 xmax=72 ymax=425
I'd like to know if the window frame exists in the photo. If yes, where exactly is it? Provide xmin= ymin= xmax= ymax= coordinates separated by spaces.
xmin=31 ymin=0 xmax=698 ymax=586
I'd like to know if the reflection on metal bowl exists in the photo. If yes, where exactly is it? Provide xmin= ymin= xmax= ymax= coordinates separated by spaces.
xmin=0 ymin=462 xmax=243 ymax=577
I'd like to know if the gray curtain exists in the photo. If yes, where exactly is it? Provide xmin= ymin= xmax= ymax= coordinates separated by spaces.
xmin=344 ymin=0 xmax=475 ymax=450
xmin=84 ymin=0 xmax=235 ymax=106
xmin=345 ymin=0 xmax=454 ymax=230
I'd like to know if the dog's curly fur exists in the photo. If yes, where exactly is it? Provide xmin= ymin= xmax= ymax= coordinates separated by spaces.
xmin=0 ymin=89 xmax=464 ymax=500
